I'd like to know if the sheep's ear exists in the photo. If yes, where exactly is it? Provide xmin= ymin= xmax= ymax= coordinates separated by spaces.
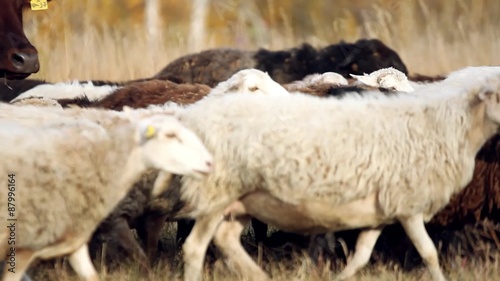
xmin=143 ymin=124 xmax=157 ymax=139
xmin=478 ymin=90 xmax=493 ymax=101
xmin=135 ymin=122 xmax=159 ymax=144
xmin=350 ymin=74 xmax=378 ymax=87
xmin=226 ymin=78 xmax=241 ymax=92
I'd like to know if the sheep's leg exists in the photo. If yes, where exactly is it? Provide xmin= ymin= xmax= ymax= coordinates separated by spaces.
xmin=182 ymin=212 xmax=224 ymax=281
xmin=308 ymin=232 xmax=339 ymax=264
xmin=68 ymin=244 xmax=99 ymax=281
xmin=0 ymin=262 xmax=33 ymax=281
xmin=213 ymin=217 xmax=269 ymax=281
xmin=141 ymin=213 xmax=168 ymax=262
xmin=336 ymin=227 xmax=383 ymax=280
xmin=1 ymin=249 xmax=35 ymax=281
xmin=177 ymin=219 xmax=195 ymax=246
xmin=251 ymin=218 xmax=268 ymax=245
xmin=399 ymin=214 xmax=447 ymax=281
xmin=135 ymin=218 xmax=147 ymax=248
xmin=111 ymin=218 xmax=151 ymax=273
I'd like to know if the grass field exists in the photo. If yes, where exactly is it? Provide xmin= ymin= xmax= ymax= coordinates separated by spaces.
xmin=13 ymin=0 xmax=500 ymax=280
xmin=27 ymin=245 xmax=500 ymax=281
xmin=25 ymin=218 xmax=500 ymax=280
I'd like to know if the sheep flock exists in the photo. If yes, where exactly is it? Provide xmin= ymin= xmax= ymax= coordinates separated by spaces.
xmin=0 ymin=39 xmax=499 ymax=281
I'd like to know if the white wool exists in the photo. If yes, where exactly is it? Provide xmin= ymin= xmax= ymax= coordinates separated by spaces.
xmin=350 ymin=67 xmax=414 ymax=93
xmin=177 ymin=66 xmax=500 ymax=222
xmin=303 ymin=72 xmax=349 ymax=86
xmin=0 ymin=110 xmax=213 ymax=280
xmin=10 ymin=80 xmax=121 ymax=103
xmin=208 ymin=68 xmax=289 ymax=97
xmin=178 ymin=66 xmax=500 ymax=281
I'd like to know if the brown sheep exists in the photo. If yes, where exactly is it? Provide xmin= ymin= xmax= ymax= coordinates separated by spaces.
xmin=54 ymin=79 xmax=209 ymax=110
xmin=431 ymin=134 xmax=500 ymax=227
xmin=91 ymin=80 xmax=211 ymax=110
xmin=0 ymin=75 xmax=185 ymax=103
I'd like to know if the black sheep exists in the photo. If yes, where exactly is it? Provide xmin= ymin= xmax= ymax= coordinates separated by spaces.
xmin=154 ymin=38 xmax=408 ymax=87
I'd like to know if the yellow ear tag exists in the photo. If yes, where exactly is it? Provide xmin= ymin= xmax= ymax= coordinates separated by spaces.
xmin=144 ymin=125 xmax=156 ymax=139
xmin=30 ymin=0 xmax=49 ymax=11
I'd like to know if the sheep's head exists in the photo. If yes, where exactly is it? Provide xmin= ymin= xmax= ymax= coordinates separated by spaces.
xmin=210 ymin=68 xmax=289 ymax=96
xmin=317 ymin=39 xmax=408 ymax=78
xmin=350 ymin=67 xmax=414 ymax=93
xmin=304 ymin=72 xmax=349 ymax=86
xmin=133 ymin=114 xmax=213 ymax=178
xmin=478 ymin=80 xmax=500 ymax=130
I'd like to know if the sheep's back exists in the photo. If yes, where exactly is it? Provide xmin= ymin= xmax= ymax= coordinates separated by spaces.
xmin=0 ymin=122 xmax=118 ymax=249
xmin=180 ymin=93 xmax=473 ymax=217
xmin=154 ymin=49 xmax=256 ymax=87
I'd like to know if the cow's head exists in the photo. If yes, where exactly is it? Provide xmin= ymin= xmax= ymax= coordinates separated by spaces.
xmin=0 ymin=0 xmax=43 ymax=79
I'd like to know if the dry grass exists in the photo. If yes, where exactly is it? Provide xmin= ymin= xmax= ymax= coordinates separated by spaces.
xmin=23 ymin=220 xmax=499 ymax=281
xmin=27 ymin=248 xmax=500 ymax=281
xmin=22 ymin=0 xmax=499 ymax=82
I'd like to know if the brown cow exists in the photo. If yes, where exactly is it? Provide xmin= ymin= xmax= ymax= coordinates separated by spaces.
xmin=0 ymin=0 xmax=43 ymax=79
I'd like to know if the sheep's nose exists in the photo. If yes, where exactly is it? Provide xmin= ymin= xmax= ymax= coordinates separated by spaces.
xmin=10 ymin=51 xmax=40 ymax=73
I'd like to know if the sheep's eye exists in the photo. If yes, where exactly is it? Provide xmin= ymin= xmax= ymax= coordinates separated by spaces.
xmin=165 ymin=133 xmax=183 ymax=143
xmin=249 ymin=86 xmax=259 ymax=92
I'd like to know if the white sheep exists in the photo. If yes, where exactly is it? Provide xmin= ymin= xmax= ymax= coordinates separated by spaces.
xmin=207 ymin=68 xmax=289 ymax=97
xmin=0 ymin=109 xmax=213 ymax=281
xmin=80 ymin=68 xmax=291 ymax=270
xmin=284 ymin=71 xmax=348 ymax=92
xmin=174 ymin=66 xmax=500 ymax=281
xmin=9 ymin=80 xmax=121 ymax=103
xmin=350 ymin=67 xmax=414 ymax=92
xmin=0 ymin=104 xmax=120 ymax=130
xmin=283 ymin=68 xmax=412 ymax=96
xmin=0 ymin=102 xmax=172 ymax=130
xmin=303 ymin=72 xmax=349 ymax=86
xmin=20 ymin=69 xmax=289 ymax=110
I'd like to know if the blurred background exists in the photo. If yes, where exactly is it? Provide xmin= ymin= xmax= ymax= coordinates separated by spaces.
xmin=23 ymin=0 xmax=500 ymax=82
